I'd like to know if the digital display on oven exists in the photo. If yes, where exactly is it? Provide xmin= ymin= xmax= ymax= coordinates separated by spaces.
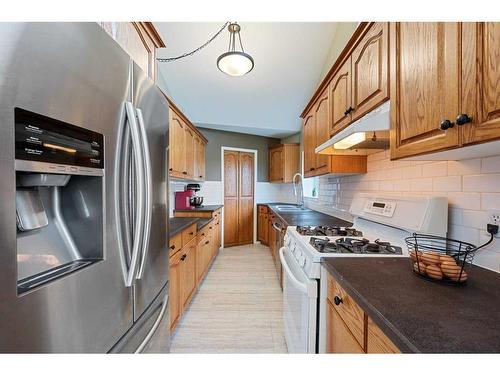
xmin=373 ymin=202 xmax=386 ymax=208
xmin=14 ymin=108 xmax=104 ymax=169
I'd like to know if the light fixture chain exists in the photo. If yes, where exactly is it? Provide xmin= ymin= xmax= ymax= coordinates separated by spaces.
xmin=157 ymin=22 xmax=230 ymax=62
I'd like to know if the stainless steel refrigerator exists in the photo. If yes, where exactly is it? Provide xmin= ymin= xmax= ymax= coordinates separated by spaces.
xmin=0 ymin=23 xmax=170 ymax=353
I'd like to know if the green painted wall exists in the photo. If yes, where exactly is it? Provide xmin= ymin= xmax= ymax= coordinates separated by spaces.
xmin=197 ymin=127 xmax=281 ymax=182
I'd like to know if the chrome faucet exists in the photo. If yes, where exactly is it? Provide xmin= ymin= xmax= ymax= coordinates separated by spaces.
xmin=292 ymin=173 xmax=304 ymax=208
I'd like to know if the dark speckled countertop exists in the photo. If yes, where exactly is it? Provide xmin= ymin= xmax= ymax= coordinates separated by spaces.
xmin=173 ymin=204 xmax=223 ymax=213
xmin=322 ymin=257 xmax=500 ymax=353
xmin=262 ymin=203 xmax=352 ymax=227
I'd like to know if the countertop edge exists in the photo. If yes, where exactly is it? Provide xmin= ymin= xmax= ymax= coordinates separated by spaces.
xmin=173 ymin=204 xmax=223 ymax=213
xmin=322 ymin=260 xmax=420 ymax=354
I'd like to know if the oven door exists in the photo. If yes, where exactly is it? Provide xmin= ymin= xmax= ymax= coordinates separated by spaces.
xmin=279 ymin=247 xmax=317 ymax=353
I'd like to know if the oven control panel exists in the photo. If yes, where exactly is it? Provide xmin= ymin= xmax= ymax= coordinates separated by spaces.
xmin=363 ymin=199 xmax=396 ymax=217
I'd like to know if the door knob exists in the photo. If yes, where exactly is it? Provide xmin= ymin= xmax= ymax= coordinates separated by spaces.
xmin=333 ymin=296 xmax=343 ymax=306
xmin=344 ymin=106 xmax=354 ymax=116
xmin=456 ymin=114 xmax=472 ymax=125
xmin=439 ymin=119 xmax=454 ymax=130
xmin=180 ymin=254 xmax=187 ymax=261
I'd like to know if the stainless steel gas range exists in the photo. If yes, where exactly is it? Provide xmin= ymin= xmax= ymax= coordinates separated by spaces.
xmin=280 ymin=193 xmax=448 ymax=353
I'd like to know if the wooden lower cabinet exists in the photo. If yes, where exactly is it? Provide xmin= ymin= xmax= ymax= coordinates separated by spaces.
xmin=257 ymin=206 xmax=269 ymax=245
xmin=326 ymin=273 xmax=400 ymax=354
xmin=169 ymin=249 xmax=183 ymax=329
xmin=180 ymin=238 xmax=197 ymax=310
xmin=169 ymin=216 xmax=222 ymax=332
xmin=367 ymin=317 xmax=401 ymax=353
xmin=326 ymin=300 xmax=364 ymax=353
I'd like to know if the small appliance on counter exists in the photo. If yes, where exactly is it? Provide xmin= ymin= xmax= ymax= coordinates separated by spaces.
xmin=175 ymin=184 xmax=204 ymax=210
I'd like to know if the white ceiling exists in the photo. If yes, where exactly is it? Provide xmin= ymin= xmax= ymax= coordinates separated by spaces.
xmin=154 ymin=22 xmax=338 ymax=138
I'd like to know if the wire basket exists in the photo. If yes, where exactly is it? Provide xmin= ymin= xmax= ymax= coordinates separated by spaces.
xmin=405 ymin=234 xmax=486 ymax=285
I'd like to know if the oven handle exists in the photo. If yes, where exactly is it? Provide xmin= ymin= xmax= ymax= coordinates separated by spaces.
xmin=279 ymin=247 xmax=308 ymax=294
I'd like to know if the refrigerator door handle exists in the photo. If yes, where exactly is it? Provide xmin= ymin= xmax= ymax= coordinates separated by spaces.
xmin=134 ymin=294 xmax=169 ymax=353
xmin=115 ymin=102 xmax=146 ymax=287
xmin=135 ymin=108 xmax=153 ymax=280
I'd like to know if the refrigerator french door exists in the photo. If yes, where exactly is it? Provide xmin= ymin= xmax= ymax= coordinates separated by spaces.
xmin=0 ymin=23 xmax=169 ymax=353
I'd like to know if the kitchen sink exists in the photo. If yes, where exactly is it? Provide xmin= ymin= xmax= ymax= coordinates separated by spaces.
xmin=273 ymin=205 xmax=310 ymax=212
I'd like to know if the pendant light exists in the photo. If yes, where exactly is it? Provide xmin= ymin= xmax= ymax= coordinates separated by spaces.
xmin=217 ymin=23 xmax=254 ymax=76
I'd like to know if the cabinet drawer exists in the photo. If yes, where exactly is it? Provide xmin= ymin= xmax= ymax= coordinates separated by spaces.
xmin=169 ymin=233 xmax=182 ymax=257
xmin=327 ymin=275 xmax=365 ymax=348
xmin=181 ymin=224 xmax=197 ymax=247
xmin=258 ymin=205 xmax=268 ymax=213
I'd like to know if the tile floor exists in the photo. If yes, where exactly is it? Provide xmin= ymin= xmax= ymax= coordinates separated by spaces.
xmin=170 ymin=243 xmax=287 ymax=353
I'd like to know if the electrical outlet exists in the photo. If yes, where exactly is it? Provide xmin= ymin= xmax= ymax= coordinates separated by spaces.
xmin=487 ymin=210 xmax=500 ymax=237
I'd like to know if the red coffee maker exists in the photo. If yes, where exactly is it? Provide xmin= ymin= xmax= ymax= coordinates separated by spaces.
xmin=175 ymin=189 xmax=195 ymax=210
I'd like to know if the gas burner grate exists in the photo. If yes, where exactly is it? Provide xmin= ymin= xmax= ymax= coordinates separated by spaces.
xmin=308 ymin=236 xmax=403 ymax=255
xmin=297 ymin=225 xmax=363 ymax=237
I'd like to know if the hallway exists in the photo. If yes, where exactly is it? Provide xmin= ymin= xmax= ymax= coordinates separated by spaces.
xmin=170 ymin=243 xmax=287 ymax=353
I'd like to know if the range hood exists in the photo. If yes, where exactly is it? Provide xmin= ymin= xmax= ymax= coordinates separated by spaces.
xmin=316 ymin=101 xmax=390 ymax=155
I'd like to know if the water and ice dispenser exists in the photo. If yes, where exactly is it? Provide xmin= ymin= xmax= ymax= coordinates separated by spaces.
xmin=14 ymin=108 xmax=105 ymax=294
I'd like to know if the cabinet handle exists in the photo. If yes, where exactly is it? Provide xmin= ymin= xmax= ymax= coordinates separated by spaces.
xmin=209 ymin=226 xmax=213 ymax=230
xmin=309 ymin=167 xmax=315 ymax=171
xmin=201 ymin=233 xmax=205 ymax=236
xmin=205 ymin=240 xmax=209 ymax=245
xmin=439 ymin=119 xmax=455 ymax=130
xmin=344 ymin=106 xmax=354 ymax=116
xmin=169 ymin=168 xmax=173 ymax=171
xmin=181 ymin=254 xmax=187 ymax=261
xmin=456 ymin=114 xmax=472 ymax=125
xmin=189 ymin=232 xmax=194 ymax=235
xmin=170 ymin=245 xmax=176 ymax=250
xmin=199 ymin=175 xmax=203 ymax=178
xmin=333 ymin=296 xmax=343 ymax=306
xmin=183 ymin=171 xmax=188 ymax=175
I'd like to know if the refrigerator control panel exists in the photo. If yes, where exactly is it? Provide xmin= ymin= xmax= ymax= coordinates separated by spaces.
xmin=14 ymin=107 xmax=104 ymax=169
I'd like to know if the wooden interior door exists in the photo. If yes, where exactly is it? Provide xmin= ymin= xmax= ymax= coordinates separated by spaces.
xmin=223 ymin=150 xmax=255 ymax=248
xmin=461 ymin=22 xmax=500 ymax=145
xmin=314 ymin=89 xmax=330 ymax=172
xmin=330 ymin=57 xmax=352 ymax=135
xmin=390 ymin=22 xmax=460 ymax=159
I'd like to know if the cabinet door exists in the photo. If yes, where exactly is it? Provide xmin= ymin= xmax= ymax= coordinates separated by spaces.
xmin=461 ymin=22 xmax=500 ymax=144
xmin=303 ymin=112 xmax=316 ymax=177
xmin=314 ymin=90 xmax=330 ymax=172
xmin=180 ymin=241 xmax=197 ymax=310
xmin=330 ymin=57 xmax=352 ymax=135
xmin=367 ymin=317 xmax=400 ymax=353
xmin=269 ymin=147 xmax=283 ymax=182
xmin=169 ymin=251 xmax=183 ymax=330
xmin=184 ymin=126 xmax=195 ymax=179
xmin=351 ymin=22 xmax=389 ymax=122
xmin=195 ymin=239 xmax=205 ymax=285
xmin=390 ymin=23 xmax=460 ymax=159
xmin=198 ymin=141 xmax=206 ymax=181
xmin=169 ymin=110 xmax=186 ymax=178
xmin=326 ymin=300 xmax=364 ymax=354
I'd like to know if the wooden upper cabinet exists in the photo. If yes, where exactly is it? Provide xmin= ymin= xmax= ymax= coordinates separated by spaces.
xmin=329 ymin=57 xmax=352 ymax=135
xmin=351 ymin=22 xmax=389 ymax=122
xmin=314 ymin=89 xmax=330 ymax=172
xmin=269 ymin=146 xmax=283 ymax=182
xmin=168 ymin=103 xmax=208 ymax=181
xmin=184 ymin=126 xmax=195 ymax=179
xmin=303 ymin=112 xmax=317 ymax=177
xmin=169 ymin=109 xmax=186 ymax=178
xmin=390 ymin=22 xmax=461 ymax=159
xmin=99 ymin=22 xmax=164 ymax=80
xmin=269 ymin=144 xmax=300 ymax=183
xmin=461 ymin=22 xmax=500 ymax=145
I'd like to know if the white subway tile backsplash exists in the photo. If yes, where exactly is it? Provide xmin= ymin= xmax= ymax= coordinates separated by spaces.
xmin=463 ymin=174 xmax=500 ymax=192
xmin=481 ymin=193 xmax=500 ymax=210
xmin=447 ymin=158 xmax=481 ymax=176
xmin=433 ymin=175 xmax=462 ymax=192
xmin=481 ymin=155 xmax=500 ymax=174
xmin=447 ymin=192 xmax=481 ymax=210
xmin=304 ymin=150 xmax=500 ymax=272
xmin=422 ymin=161 xmax=448 ymax=177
